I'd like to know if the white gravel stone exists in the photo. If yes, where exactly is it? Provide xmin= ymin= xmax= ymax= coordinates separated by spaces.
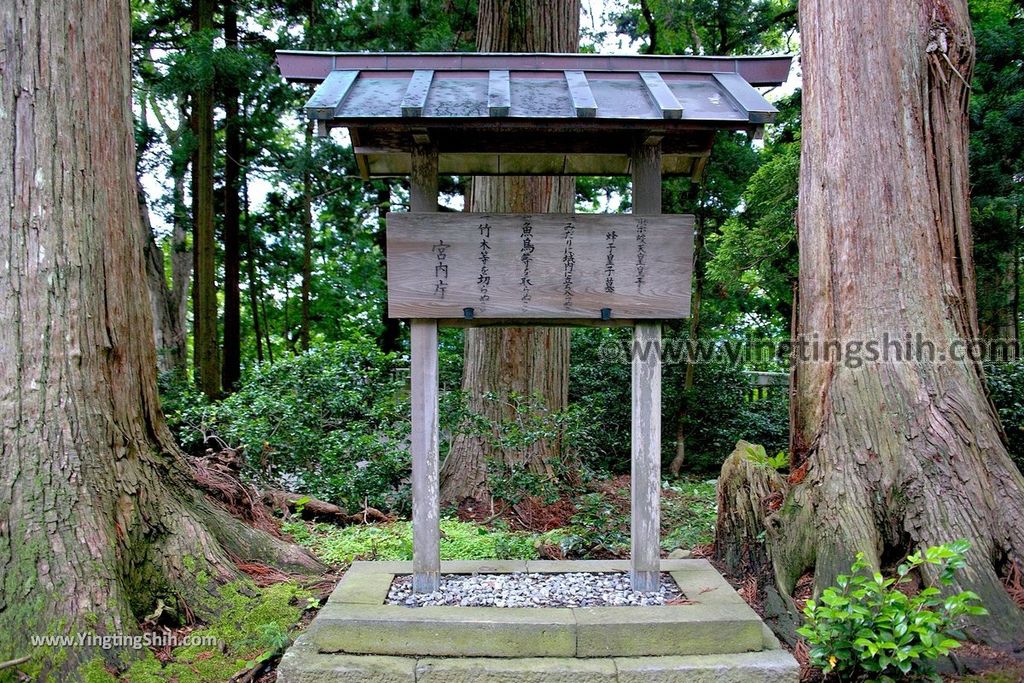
xmin=386 ymin=572 xmax=682 ymax=608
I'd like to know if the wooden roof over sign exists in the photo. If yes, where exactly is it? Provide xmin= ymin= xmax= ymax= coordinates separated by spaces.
xmin=276 ymin=52 xmax=793 ymax=179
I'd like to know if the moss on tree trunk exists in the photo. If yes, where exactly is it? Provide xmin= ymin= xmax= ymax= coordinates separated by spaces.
xmin=0 ymin=1 xmax=322 ymax=678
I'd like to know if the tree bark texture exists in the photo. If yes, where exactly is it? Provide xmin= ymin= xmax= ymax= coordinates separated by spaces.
xmin=717 ymin=0 xmax=1024 ymax=644
xmin=193 ymin=0 xmax=220 ymax=398
xmin=0 ymin=1 xmax=320 ymax=677
xmin=438 ymin=0 xmax=580 ymax=504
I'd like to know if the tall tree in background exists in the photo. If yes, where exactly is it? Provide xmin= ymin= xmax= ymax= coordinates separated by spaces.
xmin=717 ymin=0 xmax=1024 ymax=643
xmin=970 ymin=0 xmax=1024 ymax=348
xmin=623 ymin=0 xmax=796 ymax=56
xmin=133 ymin=1 xmax=479 ymax=376
xmin=439 ymin=0 xmax=580 ymax=503
xmin=138 ymin=177 xmax=190 ymax=374
xmin=192 ymin=0 xmax=221 ymax=397
xmin=0 ymin=0 xmax=321 ymax=676
xmin=134 ymin=4 xmax=196 ymax=378
xmin=222 ymin=0 xmax=244 ymax=390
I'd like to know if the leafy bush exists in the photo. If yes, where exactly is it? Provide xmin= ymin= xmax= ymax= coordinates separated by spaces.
xmin=569 ymin=328 xmax=633 ymax=471
xmin=660 ymin=479 xmax=718 ymax=549
xmin=441 ymin=388 xmax=605 ymax=505
xmin=281 ymin=519 xmax=540 ymax=565
xmin=570 ymin=329 xmax=790 ymax=475
xmin=983 ymin=361 xmax=1024 ymax=472
xmin=164 ymin=340 xmax=411 ymax=514
xmin=554 ymin=492 xmax=630 ymax=557
xmin=674 ymin=361 xmax=789 ymax=473
xmin=798 ymin=540 xmax=987 ymax=682
xmin=743 ymin=443 xmax=788 ymax=471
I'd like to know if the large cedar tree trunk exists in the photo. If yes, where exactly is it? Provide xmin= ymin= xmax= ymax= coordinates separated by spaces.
xmin=0 ymin=1 xmax=321 ymax=677
xmin=716 ymin=0 xmax=1024 ymax=644
xmin=438 ymin=0 xmax=580 ymax=504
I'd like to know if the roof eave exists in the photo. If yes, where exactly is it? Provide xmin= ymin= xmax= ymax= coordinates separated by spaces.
xmin=275 ymin=51 xmax=793 ymax=88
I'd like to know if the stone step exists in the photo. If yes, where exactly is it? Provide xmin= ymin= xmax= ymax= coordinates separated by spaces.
xmin=279 ymin=560 xmax=800 ymax=681
xmin=311 ymin=558 xmax=767 ymax=659
xmin=310 ymin=601 xmax=764 ymax=658
xmin=278 ymin=635 xmax=800 ymax=683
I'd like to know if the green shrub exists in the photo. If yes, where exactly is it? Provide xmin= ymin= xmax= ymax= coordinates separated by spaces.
xmin=660 ymin=479 xmax=718 ymax=549
xmin=164 ymin=339 xmax=411 ymax=514
xmin=553 ymin=492 xmax=630 ymax=557
xmin=983 ymin=361 xmax=1024 ymax=473
xmin=743 ymin=443 xmax=788 ymax=471
xmin=573 ymin=329 xmax=786 ymax=479
xmin=569 ymin=328 xmax=633 ymax=471
xmin=282 ymin=519 xmax=541 ymax=565
xmin=442 ymin=388 xmax=606 ymax=504
xmin=673 ymin=362 xmax=789 ymax=473
xmin=570 ymin=329 xmax=790 ymax=475
xmin=797 ymin=540 xmax=987 ymax=682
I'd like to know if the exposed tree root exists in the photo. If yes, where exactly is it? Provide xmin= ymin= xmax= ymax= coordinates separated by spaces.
xmin=264 ymin=489 xmax=391 ymax=525
xmin=716 ymin=437 xmax=1024 ymax=646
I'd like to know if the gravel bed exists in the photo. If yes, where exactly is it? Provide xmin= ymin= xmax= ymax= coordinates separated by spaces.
xmin=387 ymin=572 xmax=683 ymax=608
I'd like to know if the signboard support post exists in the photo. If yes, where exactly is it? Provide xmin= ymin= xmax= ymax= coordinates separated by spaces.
xmin=410 ymin=144 xmax=441 ymax=593
xmin=630 ymin=139 xmax=663 ymax=592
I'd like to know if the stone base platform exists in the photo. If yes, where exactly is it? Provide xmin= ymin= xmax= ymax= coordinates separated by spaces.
xmin=278 ymin=559 xmax=799 ymax=682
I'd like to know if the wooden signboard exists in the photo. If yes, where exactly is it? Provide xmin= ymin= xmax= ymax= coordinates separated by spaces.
xmin=386 ymin=212 xmax=694 ymax=321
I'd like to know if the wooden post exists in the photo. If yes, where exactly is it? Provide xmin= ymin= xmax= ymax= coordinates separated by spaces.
xmin=410 ymin=144 xmax=440 ymax=593
xmin=630 ymin=139 xmax=662 ymax=592
xmin=410 ymin=144 xmax=438 ymax=213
